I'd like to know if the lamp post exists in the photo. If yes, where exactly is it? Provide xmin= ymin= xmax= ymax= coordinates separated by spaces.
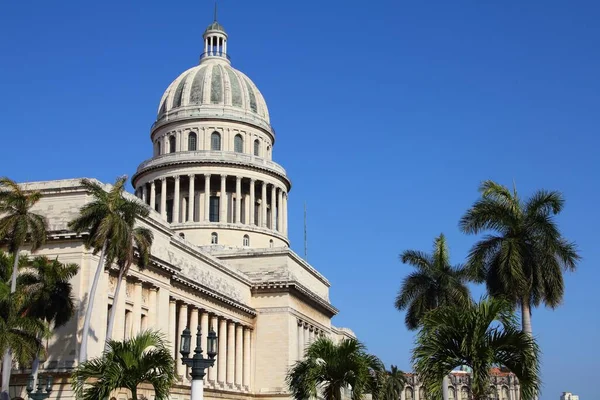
xmin=26 ymin=375 xmax=52 ymax=400
xmin=180 ymin=326 xmax=218 ymax=400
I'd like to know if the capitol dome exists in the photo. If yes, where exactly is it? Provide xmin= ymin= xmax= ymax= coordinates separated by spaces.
xmin=155 ymin=21 xmax=271 ymax=133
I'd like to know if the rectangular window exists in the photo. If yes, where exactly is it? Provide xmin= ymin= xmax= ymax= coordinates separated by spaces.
xmin=209 ymin=196 xmax=220 ymax=222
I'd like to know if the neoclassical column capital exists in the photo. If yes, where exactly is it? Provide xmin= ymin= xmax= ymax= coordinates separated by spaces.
xmin=188 ymin=173 xmax=195 ymax=179
xmin=250 ymin=178 xmax=256 ymax=183
xmin=204 ymin=173 xmax=211 ymax=179
xmin=174 ymin=175 xmax=180 ymax=181
xmin=160 ymin=177 xmax=166 ymax=182
xmin=297 ymin=318 xmax=303 ymax=326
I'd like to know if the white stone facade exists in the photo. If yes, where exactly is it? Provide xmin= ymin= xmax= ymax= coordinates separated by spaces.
xmin=6 ymin=18 xmax=352 ymax=400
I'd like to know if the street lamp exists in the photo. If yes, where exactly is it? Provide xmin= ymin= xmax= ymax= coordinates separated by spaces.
xmin=26 ymin=375 xmax=52 ymax=400
xmin=180 ymin=326 xmax=218 ymax=400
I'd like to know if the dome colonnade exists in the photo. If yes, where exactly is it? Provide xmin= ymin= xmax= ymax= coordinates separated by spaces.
xmin=132 ymin=19 xmax=290 ymax=249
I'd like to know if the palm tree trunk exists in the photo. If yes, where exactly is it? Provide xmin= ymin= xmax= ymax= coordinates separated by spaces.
xmin=1 ymin=250 xmax=21 ymax=400
xmin=105 ymin=269 xmax=125 ymax=347
xmin=521 ymin=300 xmax=537 ymax=400
xmin=9 ymin=250 xmax=20 ymax=293
xmin=31 ymin=341 xmax=42 ymax=389
xmin=1 ymin=353 xmax=12 ymax=400
xmin=521 ymin=299 xmax=533 ymax=336
xmin=79 ymin=241 xmax=107 ymax=363
xmin=442 ymin=375 xmax=449 ymax=400
xmin=130 ymin=386 xmax=137 ymax=400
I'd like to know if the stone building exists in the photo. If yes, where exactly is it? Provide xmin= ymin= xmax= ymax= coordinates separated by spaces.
xmin=6 ymin=17 xmax=355 ymax=400
xmin=402 ymin=368 xmax=521 ymax=400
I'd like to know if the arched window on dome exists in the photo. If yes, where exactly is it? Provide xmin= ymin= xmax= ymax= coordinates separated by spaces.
xmin=269 ymin=239 xmax=274 ymax=248
xmin=211 ymin=232 xmax=218 ymax=244
xmin=449 ymin=387 xmax=456 ymax=400
xmin=234 ymin=134 xmax=244 ymax=153
xmin=156 ymin=142 xmax=161 ymax=156
xmin=243 ymin=235 xmax=250 ymax=247
xmin=211 ymin=131 xmax=221 ymax=151
xmin=267 ymin=145 xmax=271 ymax=159
xmin=405 ymin=388 xmax=413 ymax=400
xmin=254 ymin=139 xmax=260 ymax=156
xmin=188 ymin=132 xmax=197 ymax=151
xmin=169 ymin=136 xmax=176 ymax=153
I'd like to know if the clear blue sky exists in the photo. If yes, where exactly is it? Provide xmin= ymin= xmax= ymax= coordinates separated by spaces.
xmin=1 ymin=1 xmax=598 ymax=399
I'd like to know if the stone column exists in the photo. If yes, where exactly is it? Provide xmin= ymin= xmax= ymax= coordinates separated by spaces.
xmin=235 ymin=177 xmax=242 ymax=223
xmin=168 ymin=300 xmax=177 ymax=360
xmin=303 ymin=323 xmax=310 ymax=349
xmin=284 ymin=192 xmax=288 ymax=235
xmin=150 ymin=181 xmax=156 ymax=211
xmin=235 ymin=324 xmax=243 ymax=386
xmin=244 ymin=193 xmax=250 ymax=225
xmin=243 ymin=328 xmax=251 ymax=388
xmin=220 ymin=175 xmax=227 ymax=223
xmin=148 ymin=287 xmax=157 ymax=328
xmin=270 ymin=185 xmax=276 ymax=229
xmin=142 ymin=184 xmax=147 ymax=203
xmin=204 ymin=174 xmax=211 ymax=222
xmin=209 ymin=315 xmax=219 ymax=382
xmin=177 ymin=303 xmax=188 ymax=378
xmin=160 ymin=177 xmax=167 ymax=219
xmin=112 ymin=277 xmax=127 ymax=341
xmin=227 ymin=321 xmax=235 ymax=385
xmin=173 ymin=175 xmax=180 ymax=223
xmin=188 ymin=174 xmax=195 ymax=222
xmin=249 ymin=179 xmax=256 ymax=225
xmin=218 ymin=318 xmax=227 ymax=384
xmin=297 ymin=319 xmax=304 ymax=360
xmin=277 ymin=188 xmax=283 ymax=231
xmin=132 ymin=281 xmax=142 ymax=336
xmin=261 ymin=182 xmax=267 ymax=227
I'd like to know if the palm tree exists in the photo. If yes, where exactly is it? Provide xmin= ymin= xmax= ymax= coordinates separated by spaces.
xmin=68 ymin=177 xmax=151 ymax=362
xmin=459 ymin=180 xmax=580 ymax=335
xmin=0 ymin=178 xmax=47 ymax=292
xmin=287 ymin=337 xmax=383 ymax=400
xmin=412 ymin=297 xmax=540 ymax=400
xmin=381 ymin=365 xmax=407 ymax=400
xmin=71 ymin=330 xmax=176 ymax=400
xmin=0 ymin=177 xmax=47 ymax=400
xmin=395 ymin=234 xmax=471 ymax=400
xmin=19 ymin=256 xmax=78 ymax=386
xmin=104 ymin=221 xmax=153 ymax=345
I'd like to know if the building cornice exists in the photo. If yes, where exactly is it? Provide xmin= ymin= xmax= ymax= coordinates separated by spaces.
xmin=251 ymin=280 xmax=338 ymax=317
xmin=172 ymin=274 xmax=256 ymax=317
xmin=131 ymin=152 xmax=291 ymax=191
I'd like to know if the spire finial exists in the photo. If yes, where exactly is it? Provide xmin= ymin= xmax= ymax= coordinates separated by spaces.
xmin=214 ymin=1 xmax=218 ymax=22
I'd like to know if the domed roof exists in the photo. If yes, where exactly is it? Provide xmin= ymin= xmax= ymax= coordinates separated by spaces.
xmin=204 ymin=21 xmax=225 ymax=33
xmin=156 ymin=60 xmax=271 ymax=131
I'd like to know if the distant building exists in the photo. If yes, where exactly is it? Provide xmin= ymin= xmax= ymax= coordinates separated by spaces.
xmin=561 ymin=393 xmax=580 ymax=400
xmin=403 ymin=368 xmax=520 ymax=400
